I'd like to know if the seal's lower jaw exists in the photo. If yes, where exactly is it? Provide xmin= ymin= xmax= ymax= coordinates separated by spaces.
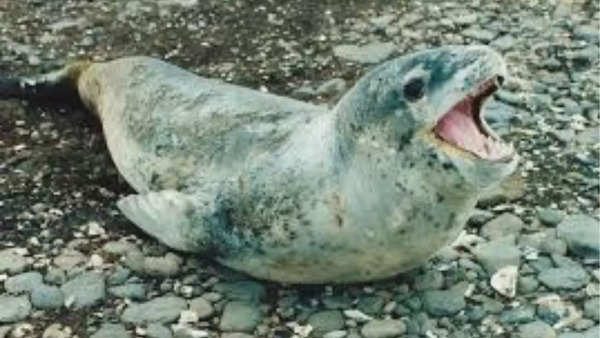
xmin=433 ymin=76 xmax=514 ymax=163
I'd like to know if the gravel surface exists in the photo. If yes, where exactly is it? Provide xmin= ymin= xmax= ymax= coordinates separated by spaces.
xmin=0 ymin=0 xmax=599 ymax=337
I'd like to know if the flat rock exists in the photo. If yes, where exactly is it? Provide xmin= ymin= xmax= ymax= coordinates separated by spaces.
xmin=0 ymin=249 xmax=29 ymax=274
xmin=61 ymin=272 xmax=106 ymax=309
xmin=583 ymin=297 xmax=600 ymax=321
xmin=481 ymin=213 xmax=523 ymax=240
xmin=557 ymin=214 xmax=600 ymax=258
xmin=500 ymin=305 xmax=535 ymax=324
xmin=517 ymin=320 xmax=556 ymax=338
xmin=31 ymin=285 xmax=64 ymax=310
xmin=146 ymin=323 xmax=173 ymax=338
xmin=189 ymin=297 xmax=214 ymax=319
xmin=90 ymin=324 xmax=130 ymax=338
xmin=422 ymin=289 xmax=466 ymax=317
xmin=537 ymin=208 xmax=565 ymax=226
xmin=473 ymin=236 xmax=521 ymax=273
xmin=4 ymin=272 xmax=44 ymax=294
xmin=144 ymin=253 xmax=182 ymax=277
xmin=538 ymin=265 xmax=590 ymax=290
xmin=0 ymin=296 xmax=31 ymax=323
xmin=361 ymin=319 xmax=406 ymax=338
xmin=53 ymin=249 xmax=87 ymax=270
xmin=307 ymin=310 xmax=345 ymax=337
xmin=42 ymin=323 xmax=71 ymax=338
xmin=121 ymin=296 xmax=187 ymax=325
xmin=333 ymin=42 xmax=396 ymax=64
xmin=219 ymin=301 xmax=262 ymax=332
xmin=108 ymin=283 xmax=147 ymax=300
xmin=213 ymin=281 xmax=266 ymax=304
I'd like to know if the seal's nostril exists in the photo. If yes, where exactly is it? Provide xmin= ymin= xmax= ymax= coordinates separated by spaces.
xmin=496 ymin=75 xmax=504 ymax=87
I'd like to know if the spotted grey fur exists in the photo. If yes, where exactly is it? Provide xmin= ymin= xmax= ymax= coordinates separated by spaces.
xmin=1 ymin=45 xmax=518 ymax=283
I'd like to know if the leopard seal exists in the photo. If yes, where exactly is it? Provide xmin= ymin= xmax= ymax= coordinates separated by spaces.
xmin=1 ymin=45 xmax=518 ymax=283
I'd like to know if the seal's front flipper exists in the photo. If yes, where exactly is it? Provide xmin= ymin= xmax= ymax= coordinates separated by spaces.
xmin=117 ymin=190 xmax=211 ymax=252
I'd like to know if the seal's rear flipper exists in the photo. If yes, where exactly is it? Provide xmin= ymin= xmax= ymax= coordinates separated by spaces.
xmin=117 ymin=190 xmax=210 ymax=252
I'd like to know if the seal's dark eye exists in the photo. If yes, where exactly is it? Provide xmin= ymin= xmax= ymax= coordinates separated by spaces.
xmin=403 ymin=78 xmax=425 ymax=101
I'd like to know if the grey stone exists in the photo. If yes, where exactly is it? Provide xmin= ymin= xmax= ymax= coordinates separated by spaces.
xmin=189 ymin=297 xmax=214 ymax=319
xmin=90 ymin=324 xmax=130 ymax=338
xmin=557 ymin=214 xmax=600 ymax=259
xmin=144 ymin=253 xmax=182 ymax=277
xmin=0 ymin=250 xmax=29 ymax=274
xmin=537 ymin=208 xmax=565 ymax=226
xmin=361 ymin=319 xmax=406 ymax=338
xmin=219 ymin=301 xmax=262 ymax=332
xmin=538 ymin=266 xmax=590 ymax=290
xmin=45 ymin=268 xmax=67 ymax=285
xmin=322 ymin=294 xmax=353 ymax=310
xmin=121 ymin=296 xmax=187 ymax=325
xmin=0 ymin=296 xmax=31 ymax=323
xmin=221 ymin=334 xmax=254 ymax=338
xmin=4 ymin=272 xmax=44 ymax=294
xmin=519 ymin=230 xmax=567 ymax=256
xmin=0 ymin=326 xmax=11 ymax=338
xmin=333 ymin=42 xmax=396 ymax=64
xmin=500 ymin=305 xmax=535 ymax=324
xmin=146 ymin=323 xmax=173 ymax=338
xmin=574 ymin=25 xmax=600 ymax=44
xmin=491 ymin=34 xmax=517 ymax=51
xmin=107 ymin=267 xmax=131 ymax=285
xmin=473 ymin=236 xmax=521 ymax=273
xmin=369 ymin=15 xmax=396 ymax=30
xmin=453 ymin=13 xmax=477 ymax=25
xmin=481 ymin=213 xmax=523 ymax=240
xmin=307 ymin=310 xmax=344 ymax=337
xmin=584 ymin=297 xmax=600 ymax=321
xmin=108 ymin=283 xmax=147 ymax=300
xmin=357 ymin=295 xmax=385 ymax=316
xmin=559 ymin=326 xmax=599 ymax=338
xmin=291 ymin=85 xmax=316 ymax=100
xmin=61 ymin=272 xmax=106 ymax=309
xmin=537 ymin=298 xmax=574 ymax=326
xmin=462 ymin=27 xmax=497 ymax=42
xmin=517 ymin=321 xmax=556 ymax=338
xmin=42 ymin=323 xmax=72 ymax=338
xmin=53 ymin=249 xmax=87 ymax=270
xmin=518 ymin=276 xmax=539 ymax=294
xmin=213 ymin=281 xmax=266 ymax=304
xmin=31 ymin=285 xmax=64 ymax=309
xmin=414 ymin=270 xmax=444 ymax=291
xmin=172 ymin=326 xmax=208 ymax=338
xmin=422 ymin=289 xmax=466 ymax=317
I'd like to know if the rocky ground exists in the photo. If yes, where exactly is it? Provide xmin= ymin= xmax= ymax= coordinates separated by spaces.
xmin=0 ymin=0 xmax=599 ymax=337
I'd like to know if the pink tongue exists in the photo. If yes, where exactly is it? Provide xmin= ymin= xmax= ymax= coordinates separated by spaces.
xmin=435 ymin=100 xmax=489 ymax=157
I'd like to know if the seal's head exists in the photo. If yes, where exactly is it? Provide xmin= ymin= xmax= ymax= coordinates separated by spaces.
xmin=336 ymin=45 xmax=518 ymax=193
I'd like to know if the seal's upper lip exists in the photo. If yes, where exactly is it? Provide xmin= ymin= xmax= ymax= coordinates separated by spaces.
xmin=433 ymin=75 xmax=514 ymax=162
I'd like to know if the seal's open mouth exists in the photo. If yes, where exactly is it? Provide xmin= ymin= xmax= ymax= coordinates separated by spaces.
xmin=434 ymin=76 xmax=513 ymax=161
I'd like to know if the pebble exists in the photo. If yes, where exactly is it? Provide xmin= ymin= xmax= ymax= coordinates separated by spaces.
xmin=60 ymin=272 xmax=106 ymax=309
xmin=31 ymin=285 xmax=64 ymax=309
xmin=480 ymin=213 xmax=524 ymax=240
xmin=307 ymin=310 xmax=345 ymax=337
xmin=171 ymin=325 xmax=208 ymax=338
xmin=538 ymin=265 xmax=590 ymax=290
xmin=517 ymin=321 xmax=556 ymax=338
xmin=500 ymin=305 xmax=535 ymax=324
xmin=557 ymin=214 xmax=600 ymax=259
xmin=108 ymin=283 xmax=147 ymax=300
xmin=473 ymin=236 xmax=521 ymax=273
xmin=491 ymin=265 xmax=518 ymax=298
xmin=422 ymin=289 xmax=466 ymax=317
xmin=90 ymin=324 xmax=130 ymax=338
xmin=356 ymin=295 xmax=384 ymax=315
xmin=333 ymin=42 xmax=396 ymax=64
xmin=144 ymin=253 xmax=183 ymax=277
xmin=0 ymin=327 xmax=10 ymax=338
xmin=0 ymin=250 xmax=29 ymax=274
xmin=220 ymin=334 xmax=254 ymax=338
xmin=0 ymin=296 xmax=31 ymax=323
xmin=361 ymin=320 xmax=406 ymax=338
xmin=519 ymin=230 xmax=567 ymax=256
xmin=146 ymin=324 xmax=173 ymax=338
xmin=219 ymin=301 xmax=262 ymax=332
xmin=4 ymin=272 xmax=43 ymax=294
xmin=537 ymin=208 xmax=565 ymax=226
xmin=213 ymin=281 xmax=265 ymax=304
xmin=583 ymin=297 xmax=600 ymax=321
xmin=121 ymin=296 xmax=187 ymax=325
xmin=41 ymin=323 xmax=72 ymax=338
xmin=189 ymin=297 xmax=214 ymax=319
xmin=316 ymin=78 xmax=346 ymax=97
xmin=413 ymin=270 xmax=444 ymax=291
xmin=53 ymin=250 xmax=87 ymax=270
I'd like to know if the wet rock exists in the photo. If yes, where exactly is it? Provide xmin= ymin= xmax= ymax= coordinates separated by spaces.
xmin=108 ymin=283 xmax=147 ymax=300
xmin=538 ymin=265 xmax=589 ymax=290
xmin=557 ymin=214 xmax=600 ymax=259
xmin=333 ymin=42 xmax=396 ymax=64
xmin=146 ymin=323 xmax=173 ymax=338
xmin=583 ymin=297 xmax=600 ymax=321
xmin=0 ymin=296 xmax=31 ymax=323
xmin=516 ymin=321 xmax=556 ymax=338
xmin=422 ymin=289 xmax=466 ymax=317
xmin=4 ymin=272 xmax=43 ymax=294
xmin=31 ymin=285 xmax=64 ymax=310
xmin=500 ymin=305 xmax=535 ymax=324
xmin=213 ymin=281 xmax=265 ymax=304
xmin=219 ymin=301 xmax=262 ymax=332
xmin=473 ymin=236 xmax=521 ymax=273
xmin=0 ymin=250 xmax=29 ymax=274
xmin=307 ymin=310 xmax=344 ymax=337
xmin=189 ymin=297 xmax=214 ymax=319
xmin=537 ymin=208 xmax=565 ymax=226
xmin=90 ymin=324 xmax=130 ymax=338
xmin=361 ymin=319 xmax=406 ymax=338
xmin=61 ymin=272 xmax=106 ymax=309
xmin=481 ymin=213 xmax=523 ymax=240
xmin=121 ymin=297 xmax=187 ymax=325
